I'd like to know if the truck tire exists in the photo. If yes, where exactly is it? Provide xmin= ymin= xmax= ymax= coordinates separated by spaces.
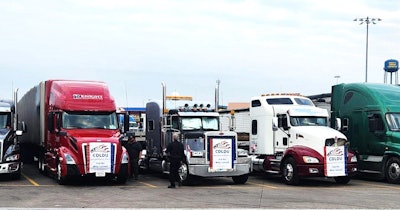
xmin=10 ymin=170 xmax=21 ymax=180
xmin=179 ymin=163 xmax=192 ymax=185
xmin=116 ymin=175 xmax=128 ymax=184
xmin=386 ymin=157 xmax=400 ymax=184
xmin=232 ymin=174 xmax=249 ymax=184
xmin=116 ymin=164 xmax=129 ymax=184
xmin=334 ymin=176 xmax=350 ymax=184
xmin=57 ymin=161 xmax=67 ymax=185
xmin=281 ymin=157 xmax=300 ymax=185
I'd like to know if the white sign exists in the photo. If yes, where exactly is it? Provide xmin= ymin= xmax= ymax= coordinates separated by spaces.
xmin=86 ymin=142 xmax=113 ymax=174
xmin=324 ymin=146 xmax=347 ymax=177
xmin=209 ymin=138 xmax=234 ymax=172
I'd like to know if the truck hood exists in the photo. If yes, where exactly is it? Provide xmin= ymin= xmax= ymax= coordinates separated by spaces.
xmin=290 ymin=126 xmax=347 ymax=156
xmin=65 ymin=129 xmax=121 ymax=143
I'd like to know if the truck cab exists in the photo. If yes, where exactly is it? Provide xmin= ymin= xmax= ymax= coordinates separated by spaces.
xmin=0 ymin=91 xmax=24 ymax=179
xmin=331 ymin=83 xmax=400 ymax=183
xmin=143 ymin=83 xmax=251 ymax=185
xmin=250 ymin=93 xmax=357 ymax=185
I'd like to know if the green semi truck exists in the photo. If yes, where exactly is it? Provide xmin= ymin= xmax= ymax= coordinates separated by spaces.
xmin=331 ymin=83 xmax=400 ymax=183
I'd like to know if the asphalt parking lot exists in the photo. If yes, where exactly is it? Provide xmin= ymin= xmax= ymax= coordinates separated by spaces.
xmin=1 ymin=163 xmax=400 ymax=209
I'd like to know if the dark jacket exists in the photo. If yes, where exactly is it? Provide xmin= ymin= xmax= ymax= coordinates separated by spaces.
xmin=166 ymin=140 xmax=185 ymax=160
xmin=125 ymin=140 xmax=142 ymax=159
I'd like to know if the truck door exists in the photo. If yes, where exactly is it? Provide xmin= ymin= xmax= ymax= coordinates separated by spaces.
xmin=275 ymin=114 xmax=289 ymax=153
xmin=366 ymin=112 xmax=386 ymax=155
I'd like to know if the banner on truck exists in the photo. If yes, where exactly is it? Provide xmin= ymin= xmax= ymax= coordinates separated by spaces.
xmin=208 ymin=137 xmax=234 ymax=172
xmin=86 ymin=142 xmax=114 ymax=176
xmin=324 ymin=145 xmax=347 ymax=177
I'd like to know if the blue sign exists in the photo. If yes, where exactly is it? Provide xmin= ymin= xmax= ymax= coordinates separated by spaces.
xmin=384 ymin=59 xmax=399 ymax=73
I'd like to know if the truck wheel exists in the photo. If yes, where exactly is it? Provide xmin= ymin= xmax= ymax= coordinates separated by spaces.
xmin=116 ymin=175 xmax=128 ymax=184
xmin=116 ymin=164 xmax=129 ymax=184
xmin=178 ymin=163 xmax=192 ymax=185
xmin=281 ymin=157 xmax=300 ymax=185
xmin=386 ymin=157 xmax=400 ymax=184
xmin=232 ymin=174 xmax=249 ymax=184
xmin=57 ymin=162 xmax=67 ymax=185
xmin=334 ymin=176 xmax=350 ymax=184
xmin=10 ymin=170 xmax=21 ymax=180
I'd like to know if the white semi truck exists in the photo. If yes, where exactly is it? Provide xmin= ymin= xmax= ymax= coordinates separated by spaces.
xmin=229 ymin=93 xmax=358 ymax=185
xmin=142 ymin=82 xmax=252 ymax=185
xmin=0 ymin=90 xmax=24 ymax=179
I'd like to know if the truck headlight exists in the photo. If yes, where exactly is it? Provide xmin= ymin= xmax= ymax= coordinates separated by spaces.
xmin=303 ymin=156 xmax=319 ymax=163
xmin=64 ymin=154 xmax=76 ymax=164
xmin=6 ymin=154 xmax=20 ymax=162
xmin=350 ymin=156 xmax=357 ymax=163
xmin=122 ymin=152 xmax=129 ymax=164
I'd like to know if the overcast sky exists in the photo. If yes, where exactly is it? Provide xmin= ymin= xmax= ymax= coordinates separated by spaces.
xmin=1 ymin=0 xmax=399 ymax=107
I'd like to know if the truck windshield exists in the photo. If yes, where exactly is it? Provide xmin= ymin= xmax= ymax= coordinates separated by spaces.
xmin=290 ymin=116 xmax=327 ymax=126
xmin=0 ymin=113 xmax=10 ymax=128
xmin=0 ymin=113 xmax=11 ymax=135
xmin=181 ymin=117 xmax=219 ymax=131
xmin=63 ymin=111 xmax=118 ymax=129
xmin=386 ymin=113 xmax=400 ymax=131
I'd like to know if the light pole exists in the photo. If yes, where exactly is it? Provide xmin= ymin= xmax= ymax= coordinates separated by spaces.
xmin=334 ymin=75 xmax=340 ymax=84
xmin=354 ymin=17 xmax=381 ymax=82
xmin=215 ymin=79 xmax=221 ymax=110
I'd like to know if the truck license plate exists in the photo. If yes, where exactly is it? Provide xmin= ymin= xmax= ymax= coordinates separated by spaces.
xmin=95 ymin=172 xmax=106 ymax=177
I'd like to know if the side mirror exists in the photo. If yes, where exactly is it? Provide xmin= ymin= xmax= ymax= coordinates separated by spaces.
xmin=123 ymin=113 xmax=130 ymax=133
xmin=335 ymin=118 xmax=341 ymax=130
xmin=280 ymin=115 xmax=290 ymax=130
xmin=18 ymin=121 xmax=27 ymax=133
xmin=48 ymin=113 xmax=55 ymax=133
xmin=272 ymin=117 xmax=278 ymax=131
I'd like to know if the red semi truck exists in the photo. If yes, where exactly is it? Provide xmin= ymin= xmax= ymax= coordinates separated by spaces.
xmin=18 ymin=80 xmax=130 ymax=184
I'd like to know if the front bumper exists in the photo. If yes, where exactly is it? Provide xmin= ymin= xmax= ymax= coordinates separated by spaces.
xmin=297 ymin=163 xmax=358 ymax=177
xmin=0 ymin=161 xmax=22 ymax=174
xmin=64 ymin=163 xmax=129 ymax=177
xmin=189 ymin=163 xmax=251 ymax=177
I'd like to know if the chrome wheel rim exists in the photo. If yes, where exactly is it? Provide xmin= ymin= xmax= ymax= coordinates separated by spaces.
xmin=388 ymin=162 xmax=400 ymax=180
xmin=284 ymin=164 xmax=294 ymax=181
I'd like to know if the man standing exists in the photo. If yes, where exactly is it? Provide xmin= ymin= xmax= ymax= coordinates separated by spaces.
xmin=124 ymin=132 xmax=142 ymax=180
xmin=166 ymin=133 xmax=185 ymax=188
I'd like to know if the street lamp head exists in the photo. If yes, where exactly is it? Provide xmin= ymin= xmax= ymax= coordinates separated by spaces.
xmin=354 ymin=16 xmax=381 ymax=83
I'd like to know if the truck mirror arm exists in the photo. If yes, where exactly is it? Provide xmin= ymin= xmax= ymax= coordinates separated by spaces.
xmin=58 ymin=131 xmax=67 ymax=137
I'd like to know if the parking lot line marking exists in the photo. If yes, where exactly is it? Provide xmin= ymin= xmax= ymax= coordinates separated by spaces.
xmin=138 ymin=181 xmax=157 ymax=188
xmin=22 ymin=173 xmax=40 ymax=186
xmin=248 ymin=181 xmax=278 ymax=189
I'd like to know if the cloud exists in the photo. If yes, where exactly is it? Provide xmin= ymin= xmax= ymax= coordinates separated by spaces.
xmin=0 ymin=0 xmax=400 ymax=106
